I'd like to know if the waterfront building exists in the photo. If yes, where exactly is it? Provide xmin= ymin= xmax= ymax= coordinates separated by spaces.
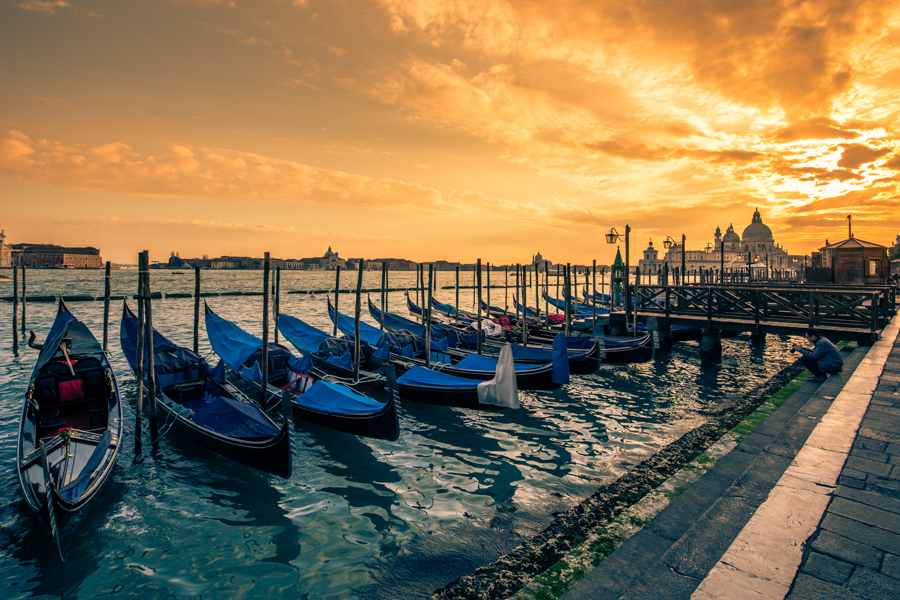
xmin=638 ymin=209 xmax=806 ymax=279
xmin=10 ymin=243 xmax=102 ymax=268
xmin=818 ymin=237 xmax=889 ymax=285
xmin=0 ymin=230 xmax=10 ymax=267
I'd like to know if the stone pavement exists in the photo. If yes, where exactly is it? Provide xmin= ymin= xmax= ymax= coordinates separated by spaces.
xmin=785 ymin=328 xmax=900 ymax=599
xmin=560 ymin=313 xmax=900 ymax=600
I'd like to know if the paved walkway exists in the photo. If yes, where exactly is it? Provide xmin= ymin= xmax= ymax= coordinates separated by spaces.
xmin=560 ymin=313 xmax=900 ymax=600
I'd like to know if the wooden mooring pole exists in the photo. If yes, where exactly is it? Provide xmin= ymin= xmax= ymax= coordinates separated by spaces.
xmin=135 ymin=252 xmax=145 ymax=454
xmin=274 ymin=266 xmax=281 ymax=344
xmin=592 ymin=260 xmax=597 ymax=327
xmin=21 ymin=265 xmax=26 ymax=333
xmin=142 ymin=251 xmax=158 ymax=442
xmin=12 ymin=266 xmax=18 ymax=352
xmin=476 ymin=259 xmax=483 ymax=355
xmin=354 ymin=259 xmax=363 ymax=382
xmin=261 ymin=252 xmax=270 ymax=403
xmin=521 ymin=264 xmax=528 ymax=346
xmin=332 ymin=265 xmax=341 ymax=337
xmin=103 ymin=261 xmax=111 ymax=352
xmin=193 ymin=266 xmax=201 ymax=353
xmin=425 ymin=265 xmax=433 ymax=368
xmin=380 ymin=262 xmax=387 ymax=330
xmin=455 ymin=266 xmax=459 ymax=318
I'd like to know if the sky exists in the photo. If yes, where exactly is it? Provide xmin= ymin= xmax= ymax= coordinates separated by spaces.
xmin=1 ymin=0 xmax=899 ymax=265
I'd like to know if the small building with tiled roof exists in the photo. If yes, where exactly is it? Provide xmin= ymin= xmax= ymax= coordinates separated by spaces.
xmin=819 ymin=237 xmax=889 ymax=285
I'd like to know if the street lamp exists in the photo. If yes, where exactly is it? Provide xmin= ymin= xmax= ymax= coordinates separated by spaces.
xmin=605 ymin=225 xmax=630 ymax=324
xmin=663 ymin=234 xmax=686 ymax=284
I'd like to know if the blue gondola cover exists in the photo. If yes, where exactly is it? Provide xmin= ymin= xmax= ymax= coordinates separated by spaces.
xmin=192 ymin=396 xmax=281 ymax=438
xmin=552 ymin=333 xmax=570 ymax=385
xmin=397 ymin=366 xmax=478 ymax=389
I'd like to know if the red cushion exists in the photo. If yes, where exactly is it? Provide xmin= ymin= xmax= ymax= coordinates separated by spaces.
xmin=59 ymin=379 xmax=85 ymax=402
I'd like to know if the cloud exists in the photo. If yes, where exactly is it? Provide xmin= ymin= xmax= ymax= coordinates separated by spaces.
xmin=774 ymin=118 xmax=859 ymax=142
xmin=837 ymin=143 xmax=891 ymax=169
xmin=0 ymin=131 xmax=447 ymax=211
xmin=16 ymin=0 xmax=71 ymax=14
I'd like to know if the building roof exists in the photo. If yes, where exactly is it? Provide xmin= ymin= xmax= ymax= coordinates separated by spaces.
xmin=722 ymin=224 xmax=740 ymax=243
xmin=741 ymin=208 xmax=774 ymax=241
xmin=820 ymin=237 xmax=886 ymax=250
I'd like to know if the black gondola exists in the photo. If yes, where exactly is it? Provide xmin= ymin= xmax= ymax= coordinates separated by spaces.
xmin=204 ymin=302 xmax=399 ymax=441
xmin=17 ymin=298 xmax=123 ymax=561
xmin=120 ymin=302 xmax=293 ymax=478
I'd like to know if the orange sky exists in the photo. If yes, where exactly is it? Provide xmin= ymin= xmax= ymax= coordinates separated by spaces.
xmin=2 ymin=0 xmax=899 ymax=264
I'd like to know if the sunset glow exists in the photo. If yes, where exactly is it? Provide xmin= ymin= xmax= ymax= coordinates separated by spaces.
xmin=2 ymin=0 xmax=899 ymax=263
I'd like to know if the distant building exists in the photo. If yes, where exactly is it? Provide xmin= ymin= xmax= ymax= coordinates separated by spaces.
xmin=0 ymin=230 xmax=10 ymax=267
xmin=638 ymin=209 xmax=806 ymax=277
xmin=531 ymin=251 xmax=552 ymax=270
xmin=10 ymin=243 xmax=102 ymax=268
xmin=293 ymin=247 xmax=346 ymax=270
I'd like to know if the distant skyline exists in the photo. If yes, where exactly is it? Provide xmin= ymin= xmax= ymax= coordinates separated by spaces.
xmin=2 ymin=1 xmax=899 ymax=264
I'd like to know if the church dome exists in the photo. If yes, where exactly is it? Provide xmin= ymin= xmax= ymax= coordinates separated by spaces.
xmin=741 ymin=209 xmax=773 ymax=242
xmin=723 ymin=224 xmax=740 ymax=244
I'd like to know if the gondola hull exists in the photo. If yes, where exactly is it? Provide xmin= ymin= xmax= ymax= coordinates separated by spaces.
xmin=17 ymin=298 xmax=123 ymax=561
xmin=120 ymin=302 xmax=293 ymax=478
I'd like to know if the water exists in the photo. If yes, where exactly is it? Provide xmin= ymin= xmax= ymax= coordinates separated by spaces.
xmin=0 ymin=270 xmax=800 ymax=599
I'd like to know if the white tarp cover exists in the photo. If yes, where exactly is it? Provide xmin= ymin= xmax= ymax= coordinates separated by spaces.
xmin=476 ymin=344 xmax=520 ymax=409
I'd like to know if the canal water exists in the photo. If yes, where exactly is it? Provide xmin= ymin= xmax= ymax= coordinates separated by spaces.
xmin=0 ymin=270 xmax=801 ymax=599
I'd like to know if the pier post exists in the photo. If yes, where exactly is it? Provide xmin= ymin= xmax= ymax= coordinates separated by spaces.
xmin=504 ymin=266 xmax=508 ymax=312
xmin=380 ymin=262 xmax=387 ymax=330
xmin=135 ymin=252 xmax=145 ymax=454
xmin=142 ymin=251 xmax=158 ymax=442
xmin=425 ymin=264 xmax=432 ymax=368
xmin=476 ymin=258 xmax=483 ymax=355
xmin=21 ymin=265 xmax=26 ymax=333
xmin=514 ymin=264 xmax=521 ymax=327
xmin=274 ymin=266 xmax=280 ymax=344
xmin=486 ymin=262 xmax=491 ymax=319
xmin=354 ymin=259 xmax=363 ymax=379
xmin=700 ymin=328 xmax=722 ymax=365
xmin=193 ymin=266 xmax=200 ymax=353
xmin=534 ymin=262 xmax=540 ymax=329
xmin=455 ymin=265 xmax=459 ymax=318
xmin=103 ymin=261 xmax=111 ymax=351
xmin=12 ymin=266 xmax=18 ymax=352
xmin=521 ymin=263 xmax=528 ymax=346
xmin=332 ymin=265 xmax=341 ymax=337
xmin=261 ymin=253 xmax=270 ymax=403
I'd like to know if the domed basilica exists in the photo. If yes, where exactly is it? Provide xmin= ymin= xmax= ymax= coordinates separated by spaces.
xmin=638 ymin=209 xmax=805 ymax=277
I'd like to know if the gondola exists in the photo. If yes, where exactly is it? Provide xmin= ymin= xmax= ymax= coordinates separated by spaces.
xmin=396 ymin=297 xmax=602 ymax=375
xmin=328 ymin=298 xmax=563 ymax=391
xmin=120 ymin=302 xmax=293 ymax=478
xmin=278 ymin=311 xmax=520 ymax=410
xmin=17 ymin=298 xmax=123 ymax=561
xmin=204 ymin=303 xmax=399 ymax=440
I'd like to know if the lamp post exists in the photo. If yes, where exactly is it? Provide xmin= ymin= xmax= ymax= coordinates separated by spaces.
xmin=663 ymin=234 xmax=686 ymax=284
xmin=606 ymin=225 xmax=630 ymax=325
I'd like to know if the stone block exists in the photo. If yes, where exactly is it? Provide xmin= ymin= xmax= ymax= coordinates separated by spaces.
xmin=618 ymin=561 xmax=699 ymax=600
xmin=854 ymin=437 xmax=888 ymax=453
xmin=839 ymin=475 xmax=866 ymax=489
xmin=847 ymin=567 xmax=900 ymax=598
xmin=836 ymin=485 xmax=900 ymax=515
xmin=846 ymin=456 xmax=894 ymax=478
xmin=882 ymin=553 xmax=900 ymax=580
xmin=858 ymin=427 xmax=900 ymax=445
xmin=786 ymin=573 xmax=860 ymax=600
xmin=810 ymin=530 xmax=883 ymax=570
xmin=888 ymin=443 xmax=900 ymax=456
xmin=850 ymin=448 xmax=889 ymax=463
xmin=801 ymin=551 xmax=854 ymax=585
xmin=821 ymin=513 xmax=900 ymax=555
xmin=829 ymin=497 xmax=900 ymax=535
xmin=662 ymin=496 xmax=761 ymax=580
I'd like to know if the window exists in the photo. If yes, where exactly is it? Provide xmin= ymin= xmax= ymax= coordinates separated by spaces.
xmin=869 ymin=259 xmax=879 ymax=276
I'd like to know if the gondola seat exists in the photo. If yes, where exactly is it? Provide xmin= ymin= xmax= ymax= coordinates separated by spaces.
xmin=33 ymin=358 xmax=110 ymax=438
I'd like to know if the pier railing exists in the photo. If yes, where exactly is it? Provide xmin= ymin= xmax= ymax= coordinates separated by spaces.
xmin=613 ymin=283 xmax=897 ymax=344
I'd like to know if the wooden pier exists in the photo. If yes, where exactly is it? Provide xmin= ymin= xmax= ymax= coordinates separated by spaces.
xmin=609 ymin=283 xmax=897 ymax=344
